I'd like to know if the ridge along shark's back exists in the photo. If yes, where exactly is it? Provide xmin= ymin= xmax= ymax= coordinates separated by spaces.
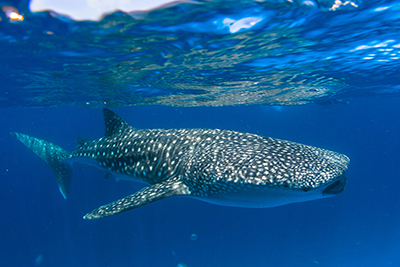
xmin=11 ymin=109 xmax=350 ymax=220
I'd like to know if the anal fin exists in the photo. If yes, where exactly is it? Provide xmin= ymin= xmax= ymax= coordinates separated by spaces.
xmin=104 ymin=172 xmax=113 ymax=179
xmin=83 ymin=179 xmax=190 ymax=220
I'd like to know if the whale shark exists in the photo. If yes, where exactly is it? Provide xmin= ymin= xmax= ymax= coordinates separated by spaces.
xmin=11 ymin=109 xmax=349 ymax=220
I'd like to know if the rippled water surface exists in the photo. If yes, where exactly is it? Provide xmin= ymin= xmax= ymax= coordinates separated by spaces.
xmin=1 ymin=0 xmax=400 ymax=108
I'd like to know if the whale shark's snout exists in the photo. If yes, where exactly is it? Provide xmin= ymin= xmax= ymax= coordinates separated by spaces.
xmin=318 ymin=151 xmax=349 ymax=196
xmin=322 ymin=150 xmax=349 ymax=195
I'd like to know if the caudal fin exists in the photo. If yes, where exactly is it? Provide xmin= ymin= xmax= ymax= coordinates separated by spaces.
xmin=10 ymin=132 xmax=72 ymax=199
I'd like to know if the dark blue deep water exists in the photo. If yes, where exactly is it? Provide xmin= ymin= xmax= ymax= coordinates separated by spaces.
xmin=1 ymin=0 xmax=400 ymax=266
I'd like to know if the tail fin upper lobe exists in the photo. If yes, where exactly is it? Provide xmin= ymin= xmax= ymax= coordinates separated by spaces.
xmin=10 ymin=132 xmax=72 ymax=199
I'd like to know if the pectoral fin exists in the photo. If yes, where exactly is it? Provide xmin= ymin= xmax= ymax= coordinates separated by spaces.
xmin=83 ymin=179 xmax=190 ymax=220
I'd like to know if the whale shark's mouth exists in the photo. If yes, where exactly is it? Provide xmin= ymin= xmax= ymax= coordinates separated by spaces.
xmin=322 ymin=175 xmax=347 ymax=196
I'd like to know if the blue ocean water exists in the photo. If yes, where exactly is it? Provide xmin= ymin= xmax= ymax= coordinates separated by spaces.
xmin=1 ymin=0 xmax=400 ymax=267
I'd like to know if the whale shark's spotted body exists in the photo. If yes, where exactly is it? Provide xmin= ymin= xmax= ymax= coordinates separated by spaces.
xmin=11 ymin=109 xmax=349 ymax=220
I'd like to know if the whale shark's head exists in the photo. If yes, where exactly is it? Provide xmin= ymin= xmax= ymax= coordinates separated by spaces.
xmin=286 ymin=149 xmax=349 ymax=204
xmin=291 ymin=147 xmax=349 ymax=196
xmin=190 ymin=138 xmax=350 ymax=208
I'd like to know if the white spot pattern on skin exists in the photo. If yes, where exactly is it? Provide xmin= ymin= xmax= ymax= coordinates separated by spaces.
xmin=71 ymin=123 xmax=348 ymax=197
xmin=12 ymin=111 xmax=350 ymax=221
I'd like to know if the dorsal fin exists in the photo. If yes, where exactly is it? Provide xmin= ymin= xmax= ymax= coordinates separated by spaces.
xmin=77 ymin=137 xmax=88 ymax=146
xmin=103 ymin=109 xmax=131 ymax=137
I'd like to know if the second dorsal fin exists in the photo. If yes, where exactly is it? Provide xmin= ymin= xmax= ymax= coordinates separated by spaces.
xmin=103 ymin=109 xmax=131 ymax=137
xmin=77 ymin=137 xmax=89 ymax=146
